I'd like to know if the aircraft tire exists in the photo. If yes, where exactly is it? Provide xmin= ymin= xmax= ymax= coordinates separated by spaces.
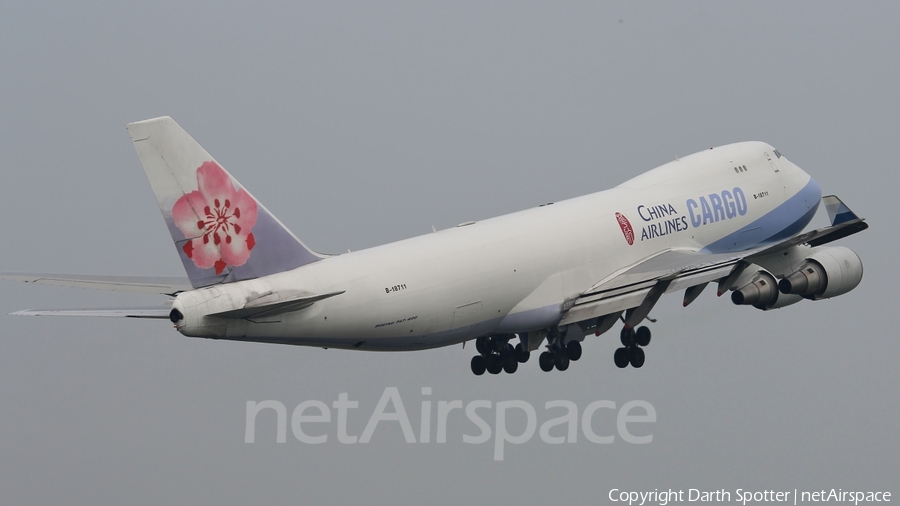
xmin=487 ymin=354 xmax=503 ymax=374
xmin=614 ymin=347 xmax=629 ymax=368
xmin=554 ymin=352 xmax=570 ymax=371
xmin=476 ymin=337 xmax=489 ymax=356
xmin=539 ymin=351 xmax=554 ymax=372
xmin=620 ymin=327 xmax=635 ymax=347
xmin=566 ymin=340 xmax=582 ymax=361
xmin=502 ymin=354 xmax=518 ymax=374
xmin=515 ymin=343 xmax=530 ymax=363
xmin=629 ymin=346 xmax=645 ymax=368
xmin=635 ymin=326 xmax=651 ymax=347
xmin=471 ymin=355 xmax=486 ymax=375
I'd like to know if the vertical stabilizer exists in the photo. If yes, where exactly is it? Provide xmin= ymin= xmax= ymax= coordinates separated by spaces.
xmin=127 ymin=116 xmax=323 ymax=288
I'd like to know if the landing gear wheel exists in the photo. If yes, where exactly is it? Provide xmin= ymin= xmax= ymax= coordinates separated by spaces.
xmin=486 ymin=354 xmax=503 ymax=374
xmin=629 ymin=346 xmax=645 ymax=368
xmin=554 ymin=352 xmax=570 ymax=371
xmin=475 ymin=337 xmax=489 ymax=356
xmin=470 ymin=355 xmax=486 ymax=375
xmin=620 ymin=327 xmax=635 ymax=347
xmin=515 ymin=343 xmax=530 ymax=363
xmin=635 ymin=326 xmax=651 ymax=347
xmin=502 ymin=354 xmax=518 ymax=373
xmin=539 ymin=351 xmax=554 ymax=372
xmin=614 ymin=347 xmax=630 ymax=368
xmin=566 ymin=340 xmax=582 ymax=361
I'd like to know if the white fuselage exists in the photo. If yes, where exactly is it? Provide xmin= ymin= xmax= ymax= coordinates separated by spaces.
xmin=171 ymin=142 xmax=820 ymax=350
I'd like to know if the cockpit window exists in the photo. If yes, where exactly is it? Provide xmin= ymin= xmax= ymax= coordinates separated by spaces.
xmin=774 ymin=149 xmax=782 ymax=158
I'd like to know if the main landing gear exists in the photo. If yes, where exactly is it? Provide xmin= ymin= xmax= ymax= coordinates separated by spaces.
xmin=469 ymin=323 xmax=642 ymax=374
xmin=470 ymin=336 xmax=530 ymax=375
xmin=538 ymin=331 xmax=582 ymax=372
xmin=614 ymin=325 xmax=651 ymax=369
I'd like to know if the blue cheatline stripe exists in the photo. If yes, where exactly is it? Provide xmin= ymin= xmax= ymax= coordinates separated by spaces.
xmin=700 ymin=177 xmax=822 ymax=254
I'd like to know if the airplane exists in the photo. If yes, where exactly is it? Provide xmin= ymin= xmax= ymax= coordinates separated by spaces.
xmin=2 ymin=117 xmax=868 ymax=375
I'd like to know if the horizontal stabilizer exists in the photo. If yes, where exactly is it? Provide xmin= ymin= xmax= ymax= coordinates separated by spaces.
xmin=12 ymin=308 xmax=172 ymax=318
xmin=209 ymin=291 xmax=345 ymax=319
xmin=0 ymin=272 xmax=191 ymax=295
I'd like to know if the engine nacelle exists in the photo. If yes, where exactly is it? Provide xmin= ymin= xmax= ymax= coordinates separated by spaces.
xmin=778 ymin=246 xmax=863 ymax=300
xmin=731 ymin=269 xmax=803 ymax=311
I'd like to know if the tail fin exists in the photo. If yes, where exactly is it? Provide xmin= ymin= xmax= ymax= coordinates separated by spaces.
xmin=126 ymin=116 xmax=323 ymax=288
xmin=822 ymin=195 xmax=860 ymax=226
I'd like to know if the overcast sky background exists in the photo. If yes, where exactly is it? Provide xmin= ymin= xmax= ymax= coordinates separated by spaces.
xmin=1 ymin=2 xmax=897 ymax=504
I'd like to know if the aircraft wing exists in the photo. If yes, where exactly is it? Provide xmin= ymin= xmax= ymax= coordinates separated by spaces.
xmin=0 ymin=273 xmax=191 ymax=295
xmin=561 ymin=249 xmax=742 ymax=326
xmin=744 ymin=215 xmax=868 ymax=257
xmin=561 ymin=195 xmax=867 ymax=327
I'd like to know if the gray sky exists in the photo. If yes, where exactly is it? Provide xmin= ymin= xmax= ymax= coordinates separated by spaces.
xmin=1 ymin=2 xmax=896 ymax=504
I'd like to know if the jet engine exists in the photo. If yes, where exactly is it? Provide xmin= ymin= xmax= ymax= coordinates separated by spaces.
xmin=731 ymin=269 xmax=803 ymax=311
xmin=778 ymin=246 xmax=863 ymax=300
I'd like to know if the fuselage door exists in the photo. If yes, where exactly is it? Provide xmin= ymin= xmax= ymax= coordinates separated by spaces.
xmin=451 ymin=300 xmax=483 ymax=331
xmin=765 ymin=152 xmax=780 ymax=173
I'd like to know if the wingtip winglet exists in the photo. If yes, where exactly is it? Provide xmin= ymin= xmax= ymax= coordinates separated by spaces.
xmin=823 ymin=195 xmax=861 ymax=226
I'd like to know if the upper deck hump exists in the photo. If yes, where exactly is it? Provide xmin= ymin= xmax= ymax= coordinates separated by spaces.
xmin=617 ymin=141 xmax=774 ymax=190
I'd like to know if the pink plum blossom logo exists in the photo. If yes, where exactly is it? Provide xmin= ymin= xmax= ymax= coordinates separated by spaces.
xmin=172 ymin=161 xmax=258 ymax=275
xmin=615 ymin=212 xmax=634 ymax=246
